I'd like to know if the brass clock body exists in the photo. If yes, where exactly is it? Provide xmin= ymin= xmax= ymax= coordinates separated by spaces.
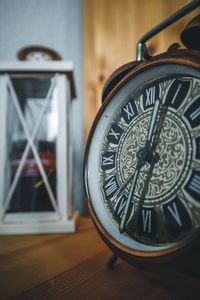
xmin=84 ymin=50 xmax=200 ymax=271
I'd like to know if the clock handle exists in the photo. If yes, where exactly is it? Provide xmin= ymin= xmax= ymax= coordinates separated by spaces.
xmin=136 ymin=0 xmax=200 ymax=62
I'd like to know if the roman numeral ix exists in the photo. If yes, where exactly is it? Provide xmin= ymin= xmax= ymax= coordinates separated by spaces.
xmin=102 ymin=155 xmax=114 ymax=166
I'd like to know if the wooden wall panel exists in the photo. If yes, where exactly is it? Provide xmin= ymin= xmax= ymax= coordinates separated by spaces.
xmin=83 ymin=0 xmax=199 ymax=140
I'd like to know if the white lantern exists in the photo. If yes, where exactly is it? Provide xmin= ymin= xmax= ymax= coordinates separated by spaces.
xmin=0 ymin=61 xmax=78 ymax=234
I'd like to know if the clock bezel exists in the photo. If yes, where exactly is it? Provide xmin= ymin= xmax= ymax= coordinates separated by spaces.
xmin=84 ymin=49 xmax=200 ymax=265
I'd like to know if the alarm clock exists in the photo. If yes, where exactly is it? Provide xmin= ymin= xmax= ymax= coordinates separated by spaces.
xmin=84 ymin=4 xmax=200 ymax=272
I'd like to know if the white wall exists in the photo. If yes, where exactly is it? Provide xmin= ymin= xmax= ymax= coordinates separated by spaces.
xmin=0 ymin=0 xmax=84 ymax=212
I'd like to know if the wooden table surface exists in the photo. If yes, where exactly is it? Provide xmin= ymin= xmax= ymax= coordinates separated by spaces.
xmin=0 ymin=217 xmax=200 ymax=300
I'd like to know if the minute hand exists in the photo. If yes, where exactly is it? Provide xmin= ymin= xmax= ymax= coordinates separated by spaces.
xmin=119 ymin=98 xmax=161 ymax=234
xmin=146 ymin=98 xmax=161 ymax=145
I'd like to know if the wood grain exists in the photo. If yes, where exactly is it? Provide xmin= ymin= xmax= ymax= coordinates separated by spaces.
xmin=83 ymin=0 xmax=199 ymax=140
xmin=1 ymin=217 xmax=200 ymax=300
xmin=0 ymin=218 xmax=106 ymax=299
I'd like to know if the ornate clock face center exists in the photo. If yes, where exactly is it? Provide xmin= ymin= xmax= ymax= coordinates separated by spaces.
xmin=117 ymin=110 xmax=192 ymax=204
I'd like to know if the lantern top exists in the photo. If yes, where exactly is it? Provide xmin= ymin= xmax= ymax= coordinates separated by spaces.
xmin=0 ymin=61 xmax=76 ymax=99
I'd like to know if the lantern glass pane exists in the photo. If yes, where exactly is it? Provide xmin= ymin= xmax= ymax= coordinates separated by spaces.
xmin=5 ymin=76 xmax=58 ymax=213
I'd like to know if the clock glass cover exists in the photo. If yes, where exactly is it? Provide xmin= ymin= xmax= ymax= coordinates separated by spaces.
xmin=86 ymin=64 xmax=200 ymax=253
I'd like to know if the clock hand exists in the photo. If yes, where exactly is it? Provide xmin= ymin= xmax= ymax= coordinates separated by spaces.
xmin=113 ymin=169 xmax=139 ymax=199
xmin=150 ymin=105 xmax=167 ymax=153
xmin=130 ymin=156 xmax=156 ymax=230
xmin=128 ymin=106 xmax=168 ymax=229
xmin=146 ymin=98 xmax=161 ymax=145
xmin=116 ymin=99 xmax=163 ymax=197
xmin=119 ymin=99 xmax=162 ymax=234
xmin=119 ymin=154 xmax=145 ymax=233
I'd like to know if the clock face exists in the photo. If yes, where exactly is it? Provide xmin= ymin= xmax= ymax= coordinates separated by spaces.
xmin=86 ymin=64 xmax=200 ymax=252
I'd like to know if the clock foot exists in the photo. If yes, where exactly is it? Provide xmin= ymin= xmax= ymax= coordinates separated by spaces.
xmin=107 ymin=253 xmax=118 ymax=271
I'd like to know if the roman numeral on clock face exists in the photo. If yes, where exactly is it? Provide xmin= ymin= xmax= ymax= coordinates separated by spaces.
xmin=184 ymin=97 xmax=200 ymax=128
xmin=184 ymin=171 xmax=200 ymax=202
xmin=137 ymin=208 xmax=156 ymax=238
xmin=143 ymin=84 xmax=159 ymax=110
xmin=167 ymin=202 xmax=182 ymax=227
xmin=189 ymin=107 xmax=200 ymax=120
xmin=121 ymin=98 xmax=137 ymax=124
xmin=114 ymin=195 xmax=127 ymax=219
xmin=163 ymin=198 xmax=192 ymax=238
xmin=101 ymin=151 xmax=116 ymax=170
xmin=165 ymin=79 xmax=190 ymax=109
xmin=107 ymin=124 xmax=124 ymax=144
xmin=142 ymin=210 xmax=152 ymax=233
xmin=103 ymin=175 xmax=119 ymax=200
